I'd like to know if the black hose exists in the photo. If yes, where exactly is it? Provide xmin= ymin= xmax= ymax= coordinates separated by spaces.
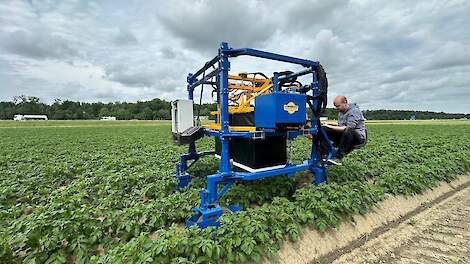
xmin=305 ymin=64 xmax=328 ymax=124
xmin=315 ymin=64 xmax=328 ymax=116
xmin=252 ymin=72 xmax=269 ymax=79
xmin=281 ymin=81 xmax=303 ymax=88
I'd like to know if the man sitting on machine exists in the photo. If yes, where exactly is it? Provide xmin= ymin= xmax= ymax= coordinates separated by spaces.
xmin=321 ymin=95 xmax=367 ymax=165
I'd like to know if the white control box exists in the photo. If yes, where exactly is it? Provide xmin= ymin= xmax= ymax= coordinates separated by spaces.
xmin=171 ymin=99 xmax=194 ymax=133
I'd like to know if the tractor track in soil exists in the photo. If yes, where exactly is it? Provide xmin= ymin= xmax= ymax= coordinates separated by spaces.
xmin=265 ymin=173 xmax=470 ymax=264
xmin=326 ymin=176 xmax=470 ymax=264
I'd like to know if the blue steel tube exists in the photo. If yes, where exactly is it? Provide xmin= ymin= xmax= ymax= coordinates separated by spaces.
xmin=309 ymin=67 xmax=328 ymax=185
xmin=191 ymin=55 xmax=219 ymax=81
xmin=309 ymin=69 xmax=320 ymax=167
xmin=187 ymin=73 xmax=194 ymax=100
xmin=226 ymin=48 xmax=319 ymax=67
xmin=310 ymin=67 xmax=319 ymax=131
xmin=207 ymin=175 xmax=218 ymax=205
xmin=186 ymin=73 xmax=197 ymax=171
xmin=278 ymin=68 xmax=313 ymax=84
xmin=273 ymin=72 xmax=279 ymax=93
xmin=218 ymin=43 xmax=231 ymax=176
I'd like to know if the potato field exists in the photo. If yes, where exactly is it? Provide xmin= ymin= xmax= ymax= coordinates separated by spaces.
xmin=1 ymin=120 xmax=470 ymax=263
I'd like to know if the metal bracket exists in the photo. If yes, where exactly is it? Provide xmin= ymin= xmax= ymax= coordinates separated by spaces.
xmin=252 ymin=131 xmax=265 ymax=140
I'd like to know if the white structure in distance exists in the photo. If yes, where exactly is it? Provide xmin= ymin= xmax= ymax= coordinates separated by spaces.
xmin=13 ymin=114 xmax=48 ymax=121
xmin=100 ymin=116 xmax=117 ymax=121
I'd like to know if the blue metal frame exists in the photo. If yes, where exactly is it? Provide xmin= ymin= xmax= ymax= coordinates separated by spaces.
xmin=175 ymin=42 xmax=336 ymax=228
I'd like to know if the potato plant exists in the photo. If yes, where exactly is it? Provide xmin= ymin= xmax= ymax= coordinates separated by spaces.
xmin=1 ymin=121 xmax=469 ymax=263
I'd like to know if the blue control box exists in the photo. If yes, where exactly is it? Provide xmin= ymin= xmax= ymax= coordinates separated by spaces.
xmin=255 ymin=93 xmax=307 ymax=129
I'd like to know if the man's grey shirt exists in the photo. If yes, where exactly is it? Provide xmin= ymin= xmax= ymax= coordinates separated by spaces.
xmin=337 ymin=103 xmax=366 ymax=141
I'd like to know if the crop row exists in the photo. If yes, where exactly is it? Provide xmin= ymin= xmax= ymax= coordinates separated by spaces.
xmin=1 ymin=122 xmax=469 ymax=263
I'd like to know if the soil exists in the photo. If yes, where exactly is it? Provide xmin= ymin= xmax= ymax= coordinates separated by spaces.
xmin=264 ymin=173 xmax=470 ymax=264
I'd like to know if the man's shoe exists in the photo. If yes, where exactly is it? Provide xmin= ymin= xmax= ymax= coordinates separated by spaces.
xmin=327 ymin=157 xmax=343 ymax=166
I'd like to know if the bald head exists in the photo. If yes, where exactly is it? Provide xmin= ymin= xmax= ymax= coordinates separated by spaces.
xmin=333 ymin=95 xmax=349 ymax=113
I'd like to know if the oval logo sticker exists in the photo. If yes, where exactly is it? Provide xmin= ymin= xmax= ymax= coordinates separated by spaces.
xmin=283 ymin=102 xmax=299 ymax=114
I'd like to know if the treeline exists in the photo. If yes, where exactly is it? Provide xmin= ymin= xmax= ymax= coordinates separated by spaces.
xmin=323 ymin=109 xmax=470 ymax=120
xmin=0 ymin=95 xmax=217 ymax=120
xmin=363 ymin=109 xmax=469 ymax=120
xmin=0 ymin=96 xmax=219 ymax=120
xmin=0 ymin=95 xmax=468 ymax=120
xmin=320 ymin=108 xmax=469 ymax=120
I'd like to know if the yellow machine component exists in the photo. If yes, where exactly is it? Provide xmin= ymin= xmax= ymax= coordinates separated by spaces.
xmin=207 ymin=72 xmax=281 ymax=132
xmin=202 ymin=123 xmax=258 ymax=132
xmin=210 ymin=73 xmax=273 ymax=119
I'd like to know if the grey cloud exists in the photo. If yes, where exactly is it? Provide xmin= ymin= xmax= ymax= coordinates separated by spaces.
xmin=114 ymin=28 xmax=138 ymax=46
xmin=156 ymin=0 xmax=277 ymax=52
xmin=103 ymin=62 xmax=184 ymax=92
xmin=160 ymin=46 xmax=176 ymax=59
xmin=349 ymin=65 xmax=470 ymax=113
xmin=381 ymin=66 xmax=419 ymax=84
xmin=0 ymin=30 xmax=78 ymax=60
xmin=366 ymin=34 xmax=423 ymax=57
xmin=54 ymin=82 xmax=122 ymax=102
xmin=309 ymin=29 xmax=354 ymax=69
xmin=104 ymin=65 xmax=156 ymax=87
xmin=282 ymin=0 xmax=349 ymax=30
xmin=1 ymin=0 xmax=469 ymax=113
xmin=425 ymin=41 xmax=470 ymax=70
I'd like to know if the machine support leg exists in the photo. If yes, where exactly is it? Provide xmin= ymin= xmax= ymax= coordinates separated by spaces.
xmin=312 ymin=167 xmax=326 ymax=185
xmin=187 ymin=173 xmax=241 ymax=228
xmin=176 ymin=163 xmax=191 ymax=188
xmin=319 ymin=126 xmax=336 ymax=161
xmin=219 ymin=137 xmax=231 ymax=176
xmin=175 ymin=142 xmax=200 ymax=188
xmin=207 ymin=175 xmax=218 ymax=205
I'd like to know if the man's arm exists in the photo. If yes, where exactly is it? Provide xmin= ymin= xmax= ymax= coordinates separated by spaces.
xmin=322 ymin=123 xmax=346 ymax=132
xmin=324 ymin=116 xmax=357 ymax=131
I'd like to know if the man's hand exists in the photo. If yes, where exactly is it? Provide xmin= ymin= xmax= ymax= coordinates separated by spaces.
xmin=322 ymin=123 xmax=337 ymax=128
xmin=322 ymin=123 xmax=346 ymax=132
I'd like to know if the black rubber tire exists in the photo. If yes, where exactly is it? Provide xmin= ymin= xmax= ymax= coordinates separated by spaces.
xmin=316 ymin=64 xmax=328 ymax=116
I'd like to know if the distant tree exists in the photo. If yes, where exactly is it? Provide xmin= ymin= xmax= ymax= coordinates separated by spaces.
xmin=98 ymin=107 xmax=110 ymax=118
xmin=141 ymin=107 xmax=154 ymax=120
xmin=1 ymin=96 xmax=467 ymax=120
xmin=115 ymin=109 xmax=132 ymax=120
xmin=156 ymin=109 xmax=169 ymax=120
xmin=0 ymin=101 xmax=16 ymax=119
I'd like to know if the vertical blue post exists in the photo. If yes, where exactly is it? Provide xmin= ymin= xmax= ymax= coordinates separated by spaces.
xmin=216 ymin=71 xmax=221 ymax=125
xmin=219 ymin=42 xmax=231 ymax=176
xmin=309 ymin=67 xmax=320 ymax=165
xmin=273 ymin=72 xmax=279 ymax=93
xmin=187 ymin=73 xmax=194 ymax=100
xmin=184 ymin=73 xmax=197 ymax=171
xmin=187 ymin=74 xmax=196 ymax=157
xmin=207 ymin=175 xmax=218 ymax=205
xmin=313 ymin=167 xmax=326 ymax=185
xmin=309 ymin=66 xmax=327 ymax=185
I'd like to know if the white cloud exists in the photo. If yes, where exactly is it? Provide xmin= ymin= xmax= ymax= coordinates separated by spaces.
xmin=0 ymin=0 xmax=469 ymax=113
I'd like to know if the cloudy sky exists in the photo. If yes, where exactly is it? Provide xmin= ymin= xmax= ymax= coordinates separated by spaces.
xmin=0 ymin=0 xmax=469 ymax=113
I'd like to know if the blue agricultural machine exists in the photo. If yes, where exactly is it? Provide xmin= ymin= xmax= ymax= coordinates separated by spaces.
xmin=172 ymin=42 xmax=335 ymax=228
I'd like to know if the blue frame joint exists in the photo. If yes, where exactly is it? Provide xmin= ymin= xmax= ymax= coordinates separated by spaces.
xmin=176 ymin=173 xmax=191 ymax=188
